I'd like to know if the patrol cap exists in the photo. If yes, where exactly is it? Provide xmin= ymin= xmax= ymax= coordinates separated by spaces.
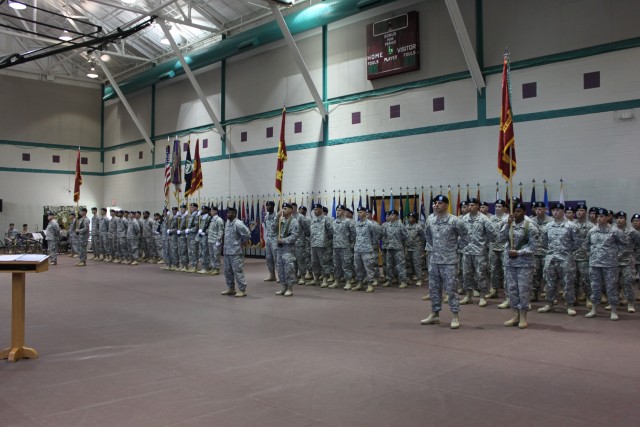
xmin=551 ymin=202 xmax=565 ymax=210
xmin=513 ymin=201 xmax=527 ymax=210
xmin=564 ymin=206 xmax=575 ymax=213
xmin=388 ymin=209 xmax=399 ymax=215
xmin=596 ymin=208 xmax=608 ymax=216
xmin=589 ymin=207 xmax=598 ymax=214
xmin=312 ymin=203 xmax=323 ymax=209
xmin=408 ymin=212 xmax=419 ymax=220
xmin=575 ymin=202 xmax=587 ymax=210
xmin=533 ymin=202 xmax=546 ymax=208
xmin=282 ymin=202 xmax=293 ymax=209
xmin=495 ymin=199 xmax=506 ymax=207
xmin=180 ymin=204 xmax=187 ymax=209
xmin=468 ymin=198 xmax=480 ymax=204
xmin=266 ymin=201 xmax=275 ymax=207
xmin=190 ymin=203 xmax=198 ymax=208
xmin=337 ymin=204 xmax=347 ymax=210
xmin=459 ymin=201 xmax=468 ymax=207
xmin=614 ymin=211 xmax=627 ymax=219
xmin=432 ymin=195 xmax=449 ymax=204
xmin=631 ymin=214 xmax=640 ymax=221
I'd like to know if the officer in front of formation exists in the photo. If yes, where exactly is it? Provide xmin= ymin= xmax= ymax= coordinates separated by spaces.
xmin=273 ymin=202 xmax=299 ymax=297
xmin=221 ymin=207 xmax=251 ymax=297
xmin=382 ymin=209 xmax=408 ymax=288
xmin=76 ymin=208 xmax=90 ymax=266
xmin=45 ymin=212 xmax=60 ymax=265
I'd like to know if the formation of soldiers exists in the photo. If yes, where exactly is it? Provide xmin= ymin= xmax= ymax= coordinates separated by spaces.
xmin=42 ymin=195 xmax=640 ymax=330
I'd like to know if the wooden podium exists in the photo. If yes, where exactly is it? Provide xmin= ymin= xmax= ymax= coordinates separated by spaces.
xmin=0 ymin=254 xmax=49 ymax=362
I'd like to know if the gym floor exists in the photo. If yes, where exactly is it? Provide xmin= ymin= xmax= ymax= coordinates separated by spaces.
xmin=1 ymin=256 xmax=639 ymax=426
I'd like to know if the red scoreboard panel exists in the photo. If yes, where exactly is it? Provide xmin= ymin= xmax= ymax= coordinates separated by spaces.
xmin=366 ymin=11 xmax=420 ymax=80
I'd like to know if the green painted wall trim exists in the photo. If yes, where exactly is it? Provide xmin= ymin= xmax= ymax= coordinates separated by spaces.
xmin=224 ymin=102 xmax=317 ymax=127
xmin=0 ymin=166 xmax=102 ymax=176
xmin=102 ymin=165 xmax=156 ymax=176
xmin=0 ymin=139 xmax=102 ymax=152
xmin=103 ymin=139 xmax=149 ymax=152
xmin=483 ymin=36 xmax=640 ymax=75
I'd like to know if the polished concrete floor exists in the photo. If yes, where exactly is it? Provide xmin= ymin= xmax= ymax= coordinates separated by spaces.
xmin=2 ymin=256 xmax=640 ymax=427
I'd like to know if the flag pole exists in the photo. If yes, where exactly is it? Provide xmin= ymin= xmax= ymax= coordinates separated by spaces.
xmin=509 ymin=145 xmax=514 ymax=247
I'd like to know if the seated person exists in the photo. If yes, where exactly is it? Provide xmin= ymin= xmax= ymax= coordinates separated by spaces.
xmin=5 ymin=223 xmax=18 ymax=250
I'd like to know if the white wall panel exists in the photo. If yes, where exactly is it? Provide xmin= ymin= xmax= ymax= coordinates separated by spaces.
xmin=103 ymin=88 xmax=152 ymax=147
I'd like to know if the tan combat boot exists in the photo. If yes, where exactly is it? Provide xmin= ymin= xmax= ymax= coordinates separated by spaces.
xmin=504 ymin=309 xmax=520 ymax=327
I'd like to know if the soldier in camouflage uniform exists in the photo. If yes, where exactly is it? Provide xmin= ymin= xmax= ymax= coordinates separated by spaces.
xmin=537 ymin=203 xmax=582 ymax=316
xmin=352 ymin=207 xmax=378 ymax=292
xmin=107 ymin=210 xmax=118 ymax=262
xmin=531 ymin=201 xmax=552 ymax=301
xmin=126 ymin=211 xmax=141 ymax=265
xmin=116 ymin=210 xmax=128 ymax=263
xmin=309 ymin=204 xmax=333 ymax=287
xmin=207 ymin=206 xmax=224 ymax=275
xmin=185 ymin=203 xmax=200 ymax=272
xmin=460 ymin=198 xmax=495 ymax=307
xmin=154 ymin=212 xmax=165 ymax=265
xmin=368 ymin=211 xmax=383 ymax=285
xmin=573 ymin=203 xmax=593 ymax=307
xmin=221 ymin=207 xmax=251 ymax=297
xmin=197 ymin=206 xmax=211 ymax=273
xmin=168 ymin=207 xmax=180 ymax=270
xmin=90 ymin=207 xmax=100 ymax=260
xmin=421 ymin=195 xmax=469 ymax=329
xmin=564 ymin=206 xmax=575 ymax=222
xmin=98 ymin=208 xmax=109 ymax=261
xmin=331 ymin=205 xmax=356 ymax=289
xmin=633 ymin=214 xmax=640 ymax=283
xmin=68 ymin=212 xmax=78 ymax=257
xmin=295 ymin=205 xmax=312 ymax=284
xmin=273 ymin=203 xmax=299 ymax=296
xmin=142 ymin=211 xmax=157 ymax=262
xmin=614 ymin=212 xmax=640 ymax=313
xmin=479 ymin=201 xmax=493 ymax=218
xmin=488 ymin=200 xmax=508 ymax=306
xmin=76 ymin=208 xmax=90 ymax=266
xmin=498 ymin=201 xmax=540 ymax=329
xmin=584 ymin=208 xmax=628 ymax=320
xmin=405 ymin=212 xmax=426 ymax=286
xmin=321 ymin=206 xmax=335 ymax=283
xmin=45 ymin=212 xmax=60 ymax=265
xmin=177 ymin=204 xmax=189 ymax=271
xmin=382 ymin=210 xmax=408 ymax=288
xmin=263 ymin=201 xmax=278 ymax=281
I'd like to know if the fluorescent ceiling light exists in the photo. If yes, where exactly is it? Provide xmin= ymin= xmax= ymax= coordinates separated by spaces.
xmin=9 ymin=1 xmax=27 ymax=10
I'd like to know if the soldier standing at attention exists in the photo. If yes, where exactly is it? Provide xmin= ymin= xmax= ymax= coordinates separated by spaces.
xmin=421 ymin=195 xmax=469 ymax=329
xmin=331 ymin=205 xmax=356 ymax=289
xmin=309 ymin=204 xmax=333 ymax=287
xmin=352 ymin=207 xmax=378 ymax=293
xmin=68 ymin=212 xmax=78 ymax=257
xmin=116 ymin=210 xmax=128 ymax=264
xmin=632 ymin=214 xmax=640 ymax=285
xmin=295 ymin=205 xmax=312 ymax=285
xmin=221 ymin=207 xmax=251 ymax=297
xmin=274 ymin=203 xmax=299 ymax=296
xmin=537 ymin=203 xmax=582 ymax=316
xmin=263 ymin=201 xmax=278 ymax=282
xmin=488 ymin=200 xmax=508 ymax=306
xmin=499 ymin=201 xmax=540 ymax=329
xmin=177 ymin=204 xmax=189 ymax=271
xmin=405 ymin=212 xmax=426 ymax=286
xmin=90 ymin=207 xmax=100 ymax=260
xmin=584 ymin=208 xmax=628 ymax=320
xmin=531 ymin=201 xmax=552 ymax=301
xmin=76 ymin=208 xmax=90 ymax=266
xmin=126 ymin=211 xmax=141 ymax=266
xmin=573 ymin=203 xmax=593 ymax=308
xmin=460 ymin=198 xmax=494 ymax=307
xmin=613 ymin=212 xmax=640 ymax=313
xmin=107 ymin=210 xmax=118 ymax=262
xmin=45 ymin=212 xmax=60 ymax=265
xmin=198 ymin=206 xmax=211 ymax=274
xmin=382 ymin=210 xmax=408 ymax=288
xmin=186 ymin=203 xmax=200 ymax=272
xmin=98 ymin=208 xmax=109 ymax=261
xmin=207 ymin=206 xmax=224 ymax=275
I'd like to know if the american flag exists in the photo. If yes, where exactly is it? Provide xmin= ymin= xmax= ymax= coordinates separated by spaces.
xmin=164 ymin=145 xmax=171 ymax=207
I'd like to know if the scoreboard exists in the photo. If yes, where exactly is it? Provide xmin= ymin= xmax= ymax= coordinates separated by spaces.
xmin=366 ymin=11 xmax=420 ymax=80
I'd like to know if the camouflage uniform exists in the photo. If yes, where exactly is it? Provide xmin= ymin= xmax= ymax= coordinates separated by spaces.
xmin=541 ymin=219 xmax=582 ymax=306
xmin=370 ymin=221 xmax=383 ymax=279
xmin=116 ymin=215 xmax=128 ymax=261
xmin=136 ymin=217 xmax=144 ymax=258
xmin=274 ymin=215 xmax=300 ymax=291
xmin=126 ymin=216 xmax=140 ymax=262
xmin=310 ymin=214 xmax=333 ymax=278
xmin=223 ymin=218 xmax=250 ymax=292
xmin=157 ymin=217 xmax=167 ymax=262
xmin=45 ymin=219 xmax=60 ymax=263
xmin=177 ymin=212 xmax=188 ymax=268
xmin=461 ymin=212 xmax=495 ymax=294
xmin=424 ymin=214 xmax=469 ymax=314
xmin=199 ymin=213 xmax=211 ymax=270
xmin=383 ymin=220 xmax=408 ymax=284
xmin=98 ymin=214 xmax=109 ymax=259
xmin=532 ymin=215 xmax=553 ymax=296
xmin=498 ymin=218 xmax=540 ymax=310
xmin=573 ymin=219 xmax=593 ymax=300
xmin=207 ymin=214 xmax=224 ymax=270
xmin=405 ymin=221 xmax=426 ymax=282
xmin=143 ymin=217 xmax=157 ymax=260
xmin=264 ymin=211 xmax=278 ymax=276
xmin=91 ymin=213 xmax=100 ymax=258
xmin=488 ymin=213 xmax=507 ymax=291
xmin=584 ymin=225 xmax=627 ymax=307
xmin=69 ymin=217 xmax=78 ymax=255
xmin=294 ymin=213 xmax=311 ymax=278
xmin=354 ymin=219 xmax=377 ymax=285
xmin=187 ymin=211 xmax=200 ymax=269
xmin=332 ymin=216 xmax=356 ymax=283
xmin=168 ymin=213 xmax=180 ymax=268
xmin=617 ymin=227 xmax=640 ymax=303
xmin=108 ymin=215 xmax=118 ymax=260
xmin=76 ymin=215 xmax=90 ymax=262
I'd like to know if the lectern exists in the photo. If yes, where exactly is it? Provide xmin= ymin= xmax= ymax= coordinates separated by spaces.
xmin=0 ymin=254 xmax=49 ymax=362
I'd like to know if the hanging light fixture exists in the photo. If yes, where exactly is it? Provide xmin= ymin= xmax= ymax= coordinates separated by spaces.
xmin=9 ymin=1 xmax=27 ymax=10
xmin=59 ymin=30 xmax=73 ymax=41
xmin=121 ymin=0 xmax=137 ymax=4
xmin=100 ymin=53 xmax=111 ymax=61
xmin=87 ymin=67 xmax=99 ymax=79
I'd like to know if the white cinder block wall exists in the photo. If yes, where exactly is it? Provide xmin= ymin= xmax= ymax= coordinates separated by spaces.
xmin=2 ymin=0 xmax=640 ymax=234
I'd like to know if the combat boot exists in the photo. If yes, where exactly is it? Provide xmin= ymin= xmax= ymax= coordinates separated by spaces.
xmin=381 ymin=280 xmax=391 ymax=287
xmin=130 ymin=261 xmax=139 ymax=266
xmin=538 ymin=303 xmax=554 ymax=313
xmin=415 ymin=280 xmax=422 ymax=287
xmin=197 ymin=269 xmax=207 ymax=274
xmin=308 ymin=275 xmax=319 ymax=286
xmin=304 ymin=272 xmax=313 ymax=280
xmin=399 ymin=282 xmax=408 ymax=289
xmin=234 ymin=291 xmax=247 ymax=298
xmin=420 ymin=313 xmax=440 ymax=325
xmin=275 ymin=285 xmax=286 ymax=296
xmin=343 ymin=282 xmax=352 ymax=290
xmin=450 ymin=314 xmax=460 ymax=329
xmin=351 ymin=282 xmax=363 ymax=291
xmin=366 ymin=284 xmax=374 ymax=293
xmin=327 ymin=274 xmax=335 ymax=283
xmin=478 ymin=297 xmax=487 ymax=307
xmin=320 ymin=277 xmax=329 ymax=288
xmin=297 ymin=278 xmax=306 ymax=285
xmin=628 ymin=304 xmax=636 ymax=313
xmin=567 ymin=305 xmax=577 ymax=316
xmin=421 ymin=294 xmax=431 ymax=300
xmin=263 ymin=272 xmax=276 ymax=282
xmin=497 ymin=299 xmax=510 ymax=309
xmin=485 ymin=288 xmax=498 ymax=299
xmin=221 ymin=288 xmax=236 ymax=296
xmin=460 ymin=290 xmax=473 ymax=305
xmin=504 ymin=309 xmax=520 ymax=327
xmin=211 ymin=268 xmax=220 ymax=275
xmin=586 ymin=299 xmax=593 ymax=309
xmin=328 ymin=281 xmax=339 ymax=289
xmin=284 ymin=286 xmax=293 ymax=297
xmin=76 ymin=261 xmax=86 ymax=267
xmin=585 ymin=304 xmax=597 ymax=318
xmin=610 ymin=306 xmax=619 ymax=321
xmin=518 ymin=310 xmax=528 ymax=329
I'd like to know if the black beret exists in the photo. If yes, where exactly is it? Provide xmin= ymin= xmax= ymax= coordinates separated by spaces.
xmin=533 ymin=202 xmax=546 ymax=208
xmin=596 ymin=208 xmax=608 ymax=216
xmin=299 ymin=205 xmax=307 ymax=210
xmin=322 ymin=207 xmax=329 ymax=213
xmin=564 ymin=206 xmax=574 ymax=213
xmin=551 ymin=203 xmax=565 ymax=210
xmin=589 ymin=207 xmax=598 ymax=213
xmin=291 ymin=202 xmax=298 ymax=207
xmin=468 ymin=198 xmax=479 ymax=204
xmin=513 ymin=202 xmax=527 ymax=210
xmin=408 ymin=212 xmax=419 ymax=220
xmin=266 ymin=201 xmax=275 ymax=207
xmin=190 ymin=203 xmax=198 ymax=208
xmin=631 ymin=214 xmax=640 ymax=221
xmin=91 ymin=207 xmax=97 ymax=210
xmin=282 ymin=202 xmax=293 ymax=209
xmin=614 ymin=211 xmax=627 ymax=218
xmin=388 ymin=209 xmax=399 ymax=215
xmin=80 ymin=207 xmax=88 ymax=212
xmin=312 ymin=203 xmax=323 ymax=209
xmin=345 ymin=208 xmax=353 ymax=214
xmin=357 ymin=207 xmax=366 ymax=212
xmin=432 ymin=195 xmax=449 ymax=204
xmin=480 ymin=201 xmax=489 ymax=207
xmin=495 ymin=199 xmax=506 ymax=207
xmin=459 ymin=201 xmax=468 ymax=207
xmin=202 ymin=206 xmax=211 ymax=211
xmin=143 ymin=211 xmax=150 ymax=215
xmin=180 ymin=204 xmax=187 ymax=208
xmin=575 ymin=202 xmax=587 ymax=210
xmin=171 ymin=206 xmax=178 ymax=211
xmin=227 ymin=207 xmax=237 ymax=213
xmin=69 ymin=212 xmax=76 ymax=216
xmin=47 ymin=211 xmax=54 ymax=216
xmin=337 ymin=204 xmax=347 ymax=210
xmin=210 ymin=206 xmax=218 ymax=211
